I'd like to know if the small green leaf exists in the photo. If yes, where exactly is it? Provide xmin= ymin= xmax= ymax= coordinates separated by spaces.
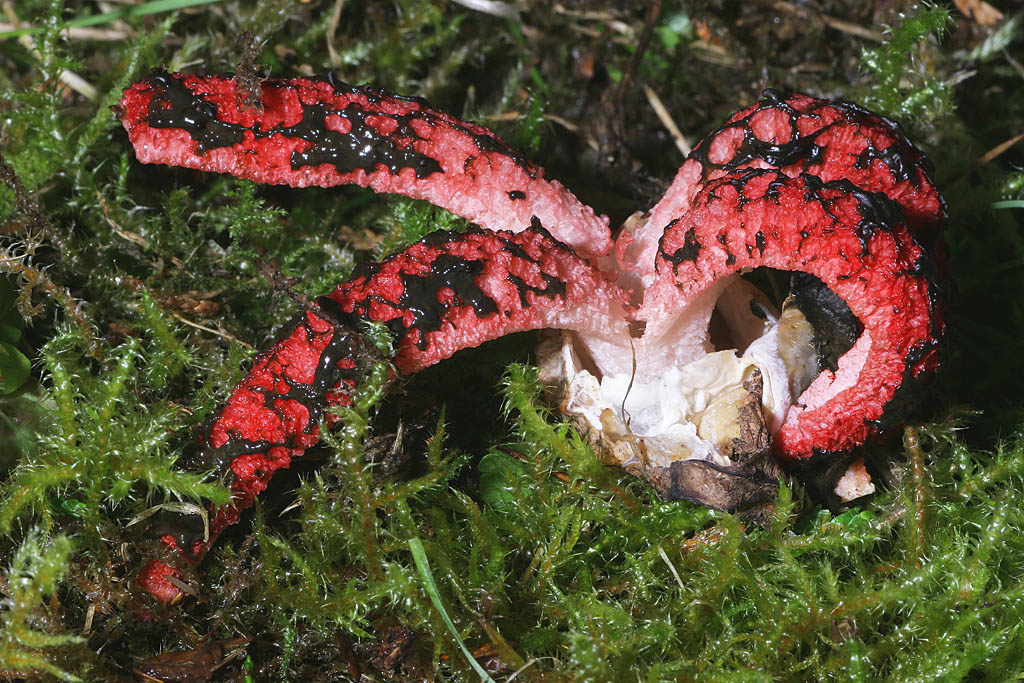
xmin=0 ymin=342 xmax=30 ymax=394
xmin=54 ymin=499 xmax=89 ymax=518
xmin=477 ymin=450 xmax=528 ymax=510
xmin=0 ymin=323 xmax=20 ymax=345
xmin=831 ymin=508 xmax=873 ymax=527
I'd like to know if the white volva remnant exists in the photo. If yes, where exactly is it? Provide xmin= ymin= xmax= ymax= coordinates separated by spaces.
xmin=547 ymin=293 xmax=794 ymax=472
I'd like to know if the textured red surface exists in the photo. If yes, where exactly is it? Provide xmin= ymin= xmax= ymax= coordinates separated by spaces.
xmin=137 ymin=560 xmax=185 ymax=605
xmin=637 ymin=90 xmax=945 ymax=460
xmin=633 ymin=91 xmax=946 ymax=282
xmin=326 ymin=226 xmax=628 ymax=373
xmin=118 ymin=71 xmax=611 ymax=258
xmin=136 ymin=309 xmax=360 ymax=602
xmin=206 ymin=311 xmax=352 ymax=502
xmin=695 ymin=92 xmax=946 ymax=233
xmin=650 ymin=171 xmax=940 ymax=457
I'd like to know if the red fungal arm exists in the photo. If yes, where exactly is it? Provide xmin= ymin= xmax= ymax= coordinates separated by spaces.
xmin=138 ymin=226 xmax=628 ymax=602
xmin=118 ymin=71 xmax=612 ymax=259
xmin=324 ymin=225 xmax=629 ymax=373
xmin=633 ymin=90 xmax=945 ymax=462
xmin=624 ymin=89 xmax=946 ymax=279
xmin=139 ymin=308 xmax=362 ymax=600
xmin=649 ymin=169 xmax=942 ymax=459
xmin=196 ymin=310 xmax=360 ymax=526
xmin=689 ymin=91 xmax=945 ymax=232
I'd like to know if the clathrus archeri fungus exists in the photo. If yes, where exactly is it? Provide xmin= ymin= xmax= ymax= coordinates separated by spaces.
xmin=118 ymin=72 xmax=945 ymax=603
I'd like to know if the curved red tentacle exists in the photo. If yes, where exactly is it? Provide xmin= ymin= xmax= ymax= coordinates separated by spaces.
xmin=622 ymin=89 xmax=946 ymax=281
xmin=689 ymin=90 xmax=945 ymax=231
xmin=137 ymin=225 xmax=628 ymax=603
xmin=118 ymin=71 xmax=612 ymax=259
xmin=139 ymin=309 xmax=364 ymax=603
xmin=648 ymin=169 xmax=941 ymax=460
xmin=322 ymin=225 xmax=629 ymax=373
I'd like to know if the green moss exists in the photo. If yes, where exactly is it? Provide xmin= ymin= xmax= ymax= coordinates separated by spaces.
xmin=0 ymin=531 xmax=81 ymax=682
xmin=0 ymin=329 xmax=230 ymax=545
xmin=1 ymin=0 xmax=1024 ymax=679
xmin=859 ymin=5 xmax=953 ymax=125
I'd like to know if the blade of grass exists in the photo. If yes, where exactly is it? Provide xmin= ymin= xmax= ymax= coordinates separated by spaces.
xmin=408 ymin=537 xmax=497 ymax=682
xmin=0 ymin=0 xmax=222 ymax=40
